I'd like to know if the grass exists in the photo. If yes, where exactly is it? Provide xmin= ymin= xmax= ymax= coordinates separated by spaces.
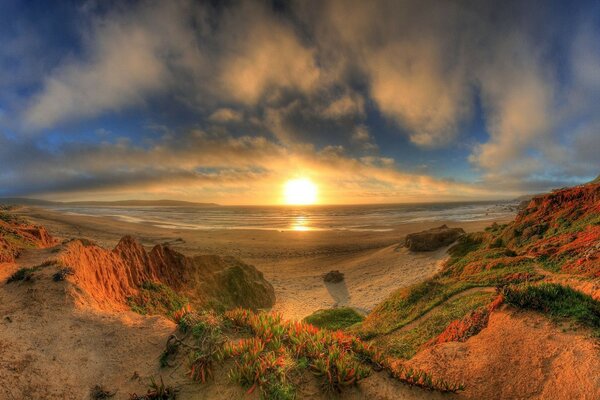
xmin=303 ymin=307 xmax=364 ymax=330
xmin=503 ymin=283 xmax=600 ymax=334
xmin=129 ymin=377 xmax=177 ymax=400
xmin=375 ymin=290 xmax=495 ymax=359
xmin=360 ymin=278 xmax=473 ymax=336
xmin=447 ymin=233 xmax=484 ymax=261
xmin=127 ymin=281 xmax=188 ymax=317
xmin=6 ymin=267 xmax=37 ymax=283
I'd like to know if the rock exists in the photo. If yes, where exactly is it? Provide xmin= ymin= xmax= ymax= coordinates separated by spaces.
xmin=405 ymin=225 xmax=465 ymax=252
xmin=323 ymin=270 xmax=344 ymax=283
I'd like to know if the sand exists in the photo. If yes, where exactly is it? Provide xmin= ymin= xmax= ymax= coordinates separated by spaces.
xmin=407 ymin=307 xmax=600 ymax=399
xmin=15 ymin=206 xmax=511 ymax=320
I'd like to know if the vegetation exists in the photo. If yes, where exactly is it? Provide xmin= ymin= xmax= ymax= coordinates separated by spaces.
xmin=360 ymin=278 xmax=473 ymax=336
xmin=502 ymin=283 xmax=600 ymax=334
xmin=90 ymin=385 xmax=116 ymax=399
xmin=303 ymin=307 xmax=364 ymax=330
xmin=53 ymin=267 xmax=75 ymax=281
xmin=357 ymin=183 xmax=600 ymax=363
xmin=6 ymin=267 xmax=37 ymax=283
xmin=129 ymin=377 xmax=177 ymax=400
xmin=160 ymin=305 xmax=464 ymax=397
xmin=127 ymin=281 xmax=188 ymax=317
xmin=374 ymin=290 xmax=496 ymax=359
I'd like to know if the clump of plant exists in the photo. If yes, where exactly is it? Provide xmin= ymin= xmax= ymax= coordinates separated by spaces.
xmin=127 ymin=281 xmax=188 ymax=317
xmin=53 ymin=267 xmax=75 ymax=281
xmin=163 ymin=306 xmax=226 ymax=382
xmin=129 ymin=377 xmax=177 ymax=400
xmin=224 ymin=309 xmax=370 ymax=395
xmin=224 ymin=338 xmax=296 ymax=398
xmin=90 ymin=385 xmax=116 ymax=399
xmin=385 ymin=359 xmax=465 ymax=392
xmin=303 ymin=307 xmax=364 ymax=330
xmin=6 ymin=267 xmax=36 ymax=283
xmin=502 ymin=283 xmax=600 ymax=333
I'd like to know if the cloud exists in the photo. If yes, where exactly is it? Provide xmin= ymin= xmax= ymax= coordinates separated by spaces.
xmin=4 ymin=0 xmax=599 ymax=199
xmin=216 ymin=1 xmax=321 ymax=105
xmin=0 ymin=128 xmax=499 ymax=204
xmin=24 ymin=1 xmax=199 ymax=129
xmin=321 ymin=92 xmax=365 ymax=119
xmin=470 ymin=32 xmax=555 ymax=175
xmin=209 ymin=108 xmax=243 ymax=123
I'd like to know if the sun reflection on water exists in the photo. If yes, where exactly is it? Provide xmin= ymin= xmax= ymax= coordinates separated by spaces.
xmin=290 ymin=215 xmax=312 ymax=231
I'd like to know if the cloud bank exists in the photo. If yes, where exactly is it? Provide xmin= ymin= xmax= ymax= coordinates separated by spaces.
xmin=0 ymin=0 xmax=598 ymax=202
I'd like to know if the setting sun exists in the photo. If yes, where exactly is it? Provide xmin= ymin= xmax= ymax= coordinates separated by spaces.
xmin=283 ymin=178 xmax=318 ymax=205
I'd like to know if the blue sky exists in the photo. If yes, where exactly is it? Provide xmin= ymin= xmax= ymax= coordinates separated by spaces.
xmin=0 ymin=0 xmax=598 ymax=204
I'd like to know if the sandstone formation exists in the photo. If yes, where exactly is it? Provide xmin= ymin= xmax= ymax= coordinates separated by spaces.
xmin=405 ymin=225 xmax=465 ymax=251
xmin=57 ymin=235 xmax=275 ymax=311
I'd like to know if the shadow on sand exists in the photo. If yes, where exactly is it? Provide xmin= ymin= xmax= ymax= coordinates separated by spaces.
xmin=324 ymin=280 xmax=350 ymax=307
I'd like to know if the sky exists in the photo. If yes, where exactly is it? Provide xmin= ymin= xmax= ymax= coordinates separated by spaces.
xmin=0 ymin=0 xmax=598 ymax=205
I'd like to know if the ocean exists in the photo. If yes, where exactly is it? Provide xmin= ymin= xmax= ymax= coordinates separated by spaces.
xmin=50 ymin=201 xmax=518 ymax=232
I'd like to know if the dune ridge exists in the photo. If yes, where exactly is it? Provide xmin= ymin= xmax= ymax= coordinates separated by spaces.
xmin=57 ymin=235 xmax=275 ymax=311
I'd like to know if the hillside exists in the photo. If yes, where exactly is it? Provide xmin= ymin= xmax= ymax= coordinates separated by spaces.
xmin=354 ymin=181 xmax=600 ymax=398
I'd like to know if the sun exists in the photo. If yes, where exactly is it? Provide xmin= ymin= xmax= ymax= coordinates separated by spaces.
xmin=283 ymin=178 xmax=318 ymax=205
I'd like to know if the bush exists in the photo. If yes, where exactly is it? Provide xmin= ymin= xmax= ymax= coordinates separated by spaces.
xmin=303 ymin=308 xmax=364 ymax=330
xmin=502 ymin=283 xmax=600 ymax=332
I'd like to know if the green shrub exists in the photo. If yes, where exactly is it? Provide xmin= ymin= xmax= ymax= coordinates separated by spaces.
xmin=447 ymin=234 xmax=483 ymax=260
xmin=127 ymin=281 xmax=188 ymax=317
xmin=303 ymin=307 xmax=364 ymax=330
xmin=503 ymin=283 xmax=600 ymax=333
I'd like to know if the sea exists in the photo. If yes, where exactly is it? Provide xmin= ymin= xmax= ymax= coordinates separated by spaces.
xmin=49 ymin=201 xmax=519 ymax=232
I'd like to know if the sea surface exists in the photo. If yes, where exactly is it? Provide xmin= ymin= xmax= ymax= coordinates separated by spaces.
xmin=49 ymin=201 xmax=518 ymax=232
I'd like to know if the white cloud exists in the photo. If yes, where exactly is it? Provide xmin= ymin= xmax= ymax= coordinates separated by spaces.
xmin=209 ymin=108 xmax=243 ymax=123
xmin=24 ymin=1 xmax=198 ymax=129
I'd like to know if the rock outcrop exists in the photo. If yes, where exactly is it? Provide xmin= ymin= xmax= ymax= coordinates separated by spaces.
xmin=0 ymin=209 xmax=57 ymax=263
xmin=405 ymin=225 xmax=465 ymax=251
xmin=57 ymin=235 xmax=275 ymax=311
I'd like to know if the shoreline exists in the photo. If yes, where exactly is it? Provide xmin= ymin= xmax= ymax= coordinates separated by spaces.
xmin=15 ymin=206 xmax=513 ymax=319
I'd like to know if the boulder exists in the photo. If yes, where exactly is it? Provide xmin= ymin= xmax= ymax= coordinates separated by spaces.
xmin=405 ymin=225 xmax=465 ymax=252
xmin=323 ymin=270 xmax=344 ymax=283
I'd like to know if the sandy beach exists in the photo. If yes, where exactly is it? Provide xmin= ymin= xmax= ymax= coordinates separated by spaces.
xmin=16 ymin=206 xmax=512 ymax=319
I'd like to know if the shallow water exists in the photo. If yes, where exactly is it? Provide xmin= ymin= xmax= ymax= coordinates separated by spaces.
xmin=48 ymin=200 xmax=518 ymax=232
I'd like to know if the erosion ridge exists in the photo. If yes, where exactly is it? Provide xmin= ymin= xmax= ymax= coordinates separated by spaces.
xmin=0 ymin=207 xmax=56 ymax=263
xmin=58 ymin=235 xmax=275 ymax=311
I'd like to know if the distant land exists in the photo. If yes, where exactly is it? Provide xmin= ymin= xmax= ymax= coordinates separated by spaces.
xmin=0 ymin=198 xmax=219 ymax=207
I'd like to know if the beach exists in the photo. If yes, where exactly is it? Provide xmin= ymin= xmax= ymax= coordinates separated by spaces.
xmin=16 ymin=206 xmax=512 ymax=319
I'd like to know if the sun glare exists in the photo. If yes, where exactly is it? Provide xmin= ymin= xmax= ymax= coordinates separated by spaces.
xmin=283 ymin=178 xmax=318 ymax=205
